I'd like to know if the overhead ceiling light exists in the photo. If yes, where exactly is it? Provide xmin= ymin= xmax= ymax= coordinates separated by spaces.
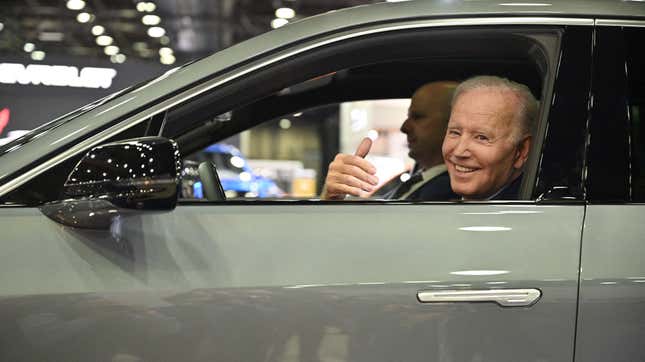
xmin=137 ymin=1 xmax=156 ymax=12
xmin=142 ymin=14 xmax=161 ymax=25
xmin=279 ymin=118 xmax=291 ymax=129
xmin=38 ymin=32 xmax=64 ymax=42
xmin=23 ymin=43 xmax=35 ymax=53
xmin=147 ymin=26 xmax=165 ymax=38
xmin=159 ymin=36 xmax=170 ymax=45
xmin=66 ymin=0 xmax=86 ymax=10
xmin=91 ymin=25 xmax=105 ymax=36
xmin=275 ymin=7 xmax=296 ymax=19
xmin=96 ymin=35 xmax=113 ymax=46
xmin=31 ymin=50 xmax=46 ymax=61
xmin=133 ymin=42 xmax=148 ymax=51
xmin=104 ymin=45 xmax=120 ymax=56
xmin=158 ymin=47 xmax=173 ymax=56
xmin=160 ymin=54 xmax=176 ymax=65
xmin=139 ymin=48 xmax=154 ymax=57
xmin=271 ymin=18 xmax=288 ymax=29
xmin=76 ymin=12 xmax=92 ymax=23
xmin=0 ymin=22 xmax=4 ymax=32
xmin=111 ymin=53 xmax=126 ymax=64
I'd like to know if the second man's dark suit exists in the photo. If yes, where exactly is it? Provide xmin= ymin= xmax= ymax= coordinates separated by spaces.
xmin=405 ymin=171 xmax=458 ymax=201
xmin=374 ymin=167 xmax=457 ymax=201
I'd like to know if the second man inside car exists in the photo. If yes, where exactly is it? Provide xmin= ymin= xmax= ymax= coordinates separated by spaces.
xmin=321 ymin=80 xmax=458 ymax=201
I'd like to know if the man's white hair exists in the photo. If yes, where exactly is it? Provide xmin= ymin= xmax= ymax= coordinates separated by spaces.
xmin=452 ymin=75 xmax=538 ymax=142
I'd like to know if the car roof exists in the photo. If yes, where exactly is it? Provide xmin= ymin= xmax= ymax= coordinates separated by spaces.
xmin=196 ymin=0 xmax=644 ymax=82
xmin=300 ymin=0 xmax=645 ymax=24
xmin=431 ymin=0 xmax=641 ymax=18
xmin=1 ymin=0 xmax=644 ymax=193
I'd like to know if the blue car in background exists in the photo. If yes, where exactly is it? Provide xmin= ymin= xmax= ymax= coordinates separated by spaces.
xmin=187 ymin=143 xmax=283 ymax=199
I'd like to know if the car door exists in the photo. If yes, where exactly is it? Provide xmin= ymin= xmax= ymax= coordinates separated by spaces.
xmin=0 ymin=18 xmax=591 ymax=362
xmin=574 ymin=23 xmax=645 ymax=362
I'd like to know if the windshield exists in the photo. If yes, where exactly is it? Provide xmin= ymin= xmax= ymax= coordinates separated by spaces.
xmin=0 ymin=58 xmax=199 ymax=157
xmin=187 ymin=149 xmax=247 ymax=174
xmin=0 ymin=86 xmax=132 ymax=157
xmin=209 ymin=152 xmax=246 ymax=173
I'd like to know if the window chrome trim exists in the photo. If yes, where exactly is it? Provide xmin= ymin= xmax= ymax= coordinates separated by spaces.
xmin=595 ymin=19 xmax=645 ymax=27
xmin=0 ymin=16 xmax=592 ymax=198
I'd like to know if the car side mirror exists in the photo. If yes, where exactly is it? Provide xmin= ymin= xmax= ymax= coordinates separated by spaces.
xmin=40 ymin=136 xmax=182 ymax=229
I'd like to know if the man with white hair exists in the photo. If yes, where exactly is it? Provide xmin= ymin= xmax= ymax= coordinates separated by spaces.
xmin=442 ymin=75 xmax=538 ymax=200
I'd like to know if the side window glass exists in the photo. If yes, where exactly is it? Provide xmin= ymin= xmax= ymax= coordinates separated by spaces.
xmin=181 ymin=99 xmax=413 ymax=200
xmin=626 ymin=28 xmax=645 ymax=200
xmin=178 ymin=78 xmax=542 ymax=203
xmin=162 ymin=30 xmax=552 ymax=203
xmin=173 ymin=77 xmax=545 ymax=202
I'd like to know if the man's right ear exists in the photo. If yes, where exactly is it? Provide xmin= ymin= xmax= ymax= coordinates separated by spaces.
xmin=513 ymin=135 xmax=532 ymax=170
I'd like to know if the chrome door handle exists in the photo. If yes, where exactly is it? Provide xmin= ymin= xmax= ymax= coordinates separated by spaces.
xmin=417 ymin=289 xmax=541 ymax=307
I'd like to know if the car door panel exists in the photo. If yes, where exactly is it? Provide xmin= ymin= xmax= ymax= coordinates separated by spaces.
xmin=0 ymin=204 xmax=582 ymax=362
xmin=575 ymin=24 xmax=645 ymax=362
xmin=575 ymin=206 xmax=645 ymax=362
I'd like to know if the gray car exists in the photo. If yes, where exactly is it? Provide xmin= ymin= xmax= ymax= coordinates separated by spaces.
xmin=0 ymin=1 xmax=644 ymax=361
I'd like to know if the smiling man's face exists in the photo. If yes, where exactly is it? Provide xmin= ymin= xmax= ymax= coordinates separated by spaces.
xmin=442 ymin=87 xmax=530 ymax=199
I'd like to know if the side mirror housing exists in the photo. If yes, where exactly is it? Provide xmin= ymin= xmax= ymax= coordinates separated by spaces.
xmin=41 ymin=137 xmax=182 ymax=229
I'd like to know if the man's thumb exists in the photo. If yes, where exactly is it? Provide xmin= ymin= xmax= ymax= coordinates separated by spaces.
xmin=354 ymin=137 xmax=372 ymax=158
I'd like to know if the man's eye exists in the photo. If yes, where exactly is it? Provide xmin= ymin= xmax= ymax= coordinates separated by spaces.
xmin=475 ymin=134 xmax=490 ymax=141
xmin=448 ymin=129 xmax=460 ymax=136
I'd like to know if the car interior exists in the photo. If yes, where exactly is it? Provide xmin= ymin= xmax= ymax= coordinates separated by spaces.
xmin=162 ymin=29 xmax=550 ymax=202
xmin=163 ymin=28 xmax=549 ymax=153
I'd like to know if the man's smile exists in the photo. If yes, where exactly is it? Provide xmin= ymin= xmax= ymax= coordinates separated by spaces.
xmin=454 ymin=164 xmax=476 ymax=173
xmin=446 ymin=159 xmax=479 ymax=174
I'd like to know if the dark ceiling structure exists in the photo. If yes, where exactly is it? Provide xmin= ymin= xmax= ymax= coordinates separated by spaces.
xmin=0 ymin=0 xmax=377 ymax=66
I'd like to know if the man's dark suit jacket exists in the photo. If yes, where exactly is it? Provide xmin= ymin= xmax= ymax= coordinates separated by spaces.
xmin=373 ymin=169 xmax=521 ymax=201
xmin=490 ymin=174 xmax=523 ymax=200
xmin=406 ymin=171 xmax=522 ymax=201
xmin=405 ymin=171 xmax=458 ymax=201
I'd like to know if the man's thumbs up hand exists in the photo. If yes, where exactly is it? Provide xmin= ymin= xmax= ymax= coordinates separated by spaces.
xmin=321 ymin=137 xmax=379 ymax=200
xmin=354 ymin=137 xmax=372 ymax=158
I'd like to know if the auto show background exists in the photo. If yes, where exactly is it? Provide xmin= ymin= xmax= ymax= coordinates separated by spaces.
xmin=0 ymin=0 xmax=411 ymax=198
